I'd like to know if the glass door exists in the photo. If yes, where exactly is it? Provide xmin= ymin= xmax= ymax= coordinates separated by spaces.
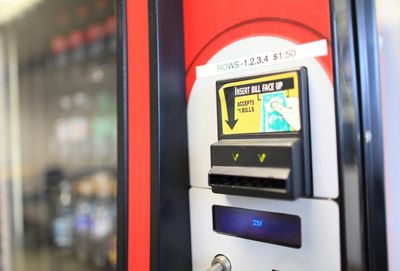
xmin=0 ymin=0 xmax=118 ymax=270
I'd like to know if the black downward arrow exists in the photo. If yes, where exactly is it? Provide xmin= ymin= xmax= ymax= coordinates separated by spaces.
xmin=224 ymin=88 xmax=238 ymax=130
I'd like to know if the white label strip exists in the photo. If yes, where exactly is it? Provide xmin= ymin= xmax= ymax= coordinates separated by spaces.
xmin=196 ymin=39 xmax=328 ymax=78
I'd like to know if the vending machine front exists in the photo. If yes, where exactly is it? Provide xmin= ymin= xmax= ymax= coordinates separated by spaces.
xmin=185 ymin=1 xmax=339 ymax=270
xmin=119 ymin=0 xmax=389 ymax=270
xmin=182 ymin=0 xmax=387 ymax=270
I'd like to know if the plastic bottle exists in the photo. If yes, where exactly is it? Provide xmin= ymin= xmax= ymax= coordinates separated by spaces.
xmin=107 ymin=178 xmax=117 ymax=271
xmin=73 ymin=178 xmax=94 ymax=262
xmin=52 ymin=179 xmax=74 ymax=248
xmin=90 ymin=172 xmax=115 ymax=268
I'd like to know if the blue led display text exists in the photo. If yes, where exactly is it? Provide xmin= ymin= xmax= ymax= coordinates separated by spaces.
xmin=213 ymin=205 xmax=302 ymax=248
xmin=252 ymin=218 xmax=264 ymax=227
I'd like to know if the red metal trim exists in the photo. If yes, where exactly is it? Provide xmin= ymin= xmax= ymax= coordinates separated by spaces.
xmin=127 ymin=0 xmax=150 ymax=270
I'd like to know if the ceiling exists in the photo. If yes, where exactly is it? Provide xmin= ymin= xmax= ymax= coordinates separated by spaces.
xmin=0 ymin=0 xmax=43 ymax=26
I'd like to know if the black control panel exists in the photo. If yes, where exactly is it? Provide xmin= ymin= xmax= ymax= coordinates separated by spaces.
xmin=209 ymin=68 xmax=311 ymax=199
xmin=209 ymin=139 xmax=303 ymax=199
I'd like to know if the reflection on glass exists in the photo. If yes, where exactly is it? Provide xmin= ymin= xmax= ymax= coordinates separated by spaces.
xmin=375 ymin=1 xmax=400 ymax=270
xmin=0 ymin=0 xmax=117 ymax=270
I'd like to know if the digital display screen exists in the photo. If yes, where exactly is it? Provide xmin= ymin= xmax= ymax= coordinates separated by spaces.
xmin=213 ymin=205 xmax=301 ymax=248
xmin=216 ymin=69 xmax=304 ymax=137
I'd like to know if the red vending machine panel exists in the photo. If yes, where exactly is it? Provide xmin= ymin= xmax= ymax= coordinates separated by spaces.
xmin=120 ymin=0 xmax=389 ymax=270
xmin=126 ymin=0 xmax=151 ymax=270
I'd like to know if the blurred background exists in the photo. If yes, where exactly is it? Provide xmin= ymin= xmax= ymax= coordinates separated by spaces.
xmin=0 ymin=0 xmax=399 ymax=270
xmin=0 ymin=0 xmax=118 ymax=270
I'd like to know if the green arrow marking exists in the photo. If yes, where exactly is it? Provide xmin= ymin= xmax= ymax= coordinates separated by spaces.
xmin=232 ymin=153 xmax=239 ymax=162
xmin=258 ymin=153 xmax=266 ymax=163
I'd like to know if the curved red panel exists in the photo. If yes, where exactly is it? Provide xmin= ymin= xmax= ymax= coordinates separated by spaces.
xmin=183 ymin=0 xmax=333 ymax=97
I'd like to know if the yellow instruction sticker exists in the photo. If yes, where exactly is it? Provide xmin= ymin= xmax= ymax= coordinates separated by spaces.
xmin=218 ymin=71 xmax=301 ymax=135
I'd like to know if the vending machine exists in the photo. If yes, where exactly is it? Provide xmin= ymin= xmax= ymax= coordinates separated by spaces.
xmin=185 ymin=1 xmax=341 ymax=270
xmin=118 ymin=0 xmax=393 ymax=270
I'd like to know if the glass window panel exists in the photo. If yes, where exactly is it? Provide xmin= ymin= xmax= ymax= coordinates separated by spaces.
xmin=0 ymin=1 xmax=118 ymax=270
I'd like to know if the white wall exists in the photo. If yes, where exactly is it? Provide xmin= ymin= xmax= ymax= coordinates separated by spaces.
xmin=0 ymin=32 xmax=11 ymax=271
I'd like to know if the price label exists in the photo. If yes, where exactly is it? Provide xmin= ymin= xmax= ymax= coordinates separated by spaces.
xmin=196 ymin=39 xmax=327 ymax=78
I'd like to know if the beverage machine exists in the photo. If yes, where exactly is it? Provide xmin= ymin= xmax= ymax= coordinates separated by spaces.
xmin=117 ymin=0 xmax=395 ymax=270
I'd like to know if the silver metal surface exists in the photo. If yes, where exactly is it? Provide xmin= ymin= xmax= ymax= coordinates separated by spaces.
xmin=206 ymin=263 xmax=224 ymax=271
xmin=206 ymin=255 xmax=231 ymax=271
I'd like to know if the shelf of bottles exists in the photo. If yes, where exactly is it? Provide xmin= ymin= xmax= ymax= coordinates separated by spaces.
xmin=50 ymin=170 xmax=117 ymax=271
xmin=5 ymin=0 xmax=118 ymax=270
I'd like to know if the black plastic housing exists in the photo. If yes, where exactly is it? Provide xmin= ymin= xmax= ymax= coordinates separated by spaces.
xmin=209 ymin=139 xmax=303 ymax=199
